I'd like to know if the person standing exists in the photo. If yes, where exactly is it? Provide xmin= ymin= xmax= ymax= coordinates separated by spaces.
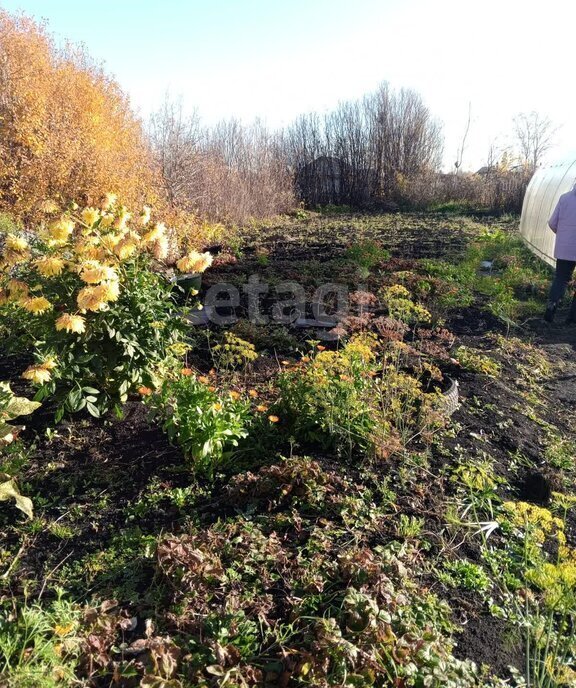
xmin=545 ymin=183 xmax=576 ymax=323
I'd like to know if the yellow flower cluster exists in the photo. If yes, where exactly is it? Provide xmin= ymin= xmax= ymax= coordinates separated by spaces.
xmin=526 ymin=556 xmax=576 ymax=609
xmin=79 ymin=261 xmax=118 ymax=284
xmin=48 ymin=218 xmax=75 ymax=243
xmin=81 ymin=207 xmax=100 ymax=227
xmin=1 ymin=198 xmax=212 ymax=387
xmin=6 ymin=234 xmax=28 ymax=252
xmin=22 ymin=296 xmax=52 ymax=315
xmin=503 ymin=500 xmax=564 ymax=545
xmin=35 ymin=256 xmax=65 ymax=277
xmin=381 ymin=284 xmax=431 ymax=324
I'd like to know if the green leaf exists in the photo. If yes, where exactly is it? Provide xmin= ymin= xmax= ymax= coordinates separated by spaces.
xmin=82 ymin=387 xmax=100 ymax=395
xmin=86 ymin=401 xmax=100 ymax=418
xmin=0 ymin=477 xmax=33 ymax=519
xmin=4 ymin=396 xmax=41 ymax=420
xmin=67 ymin=388 xmax=82 ymax=411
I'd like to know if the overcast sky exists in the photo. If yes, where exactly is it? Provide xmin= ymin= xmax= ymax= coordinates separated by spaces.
xmin=2 ymin=0 xmax=574 ymax=171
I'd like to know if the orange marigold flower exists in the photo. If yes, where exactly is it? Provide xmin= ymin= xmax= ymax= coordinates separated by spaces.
xmin=268 ymin=415 xmax=280 ymax=423
xmin=316 ymin=345 xmax=326 ymax=351
xmin=229 ymin=390 xmax=240 ymax=400
xmin=256 ymin=404 xmax=268 ymax=413
xmin=198 ymin=375 xmax=210 ymax=384
xmin=301 ymin=356 xmax=311 ymax=363
xmin=208 ymin=386 xmax=216 ymax=392
xmin=181 ymin=368 xmax=193 ymax=376
xmin=138 ymin=386 xmax=153 ymax=396
xmin=248 ymin=389 xmax=258 ymax=398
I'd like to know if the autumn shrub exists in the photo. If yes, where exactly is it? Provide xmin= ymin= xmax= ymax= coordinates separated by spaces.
xmin=0 ymin=10 xmax=158 ymax=222
xmin=0 ymin=198 xmax=212 ymax=419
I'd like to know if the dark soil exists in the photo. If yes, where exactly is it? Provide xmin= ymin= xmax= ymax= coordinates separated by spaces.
xmin=454 ymin=615 xmax=524 ymax=677
xmin=1 ymin=213 xmax=574 ymax=686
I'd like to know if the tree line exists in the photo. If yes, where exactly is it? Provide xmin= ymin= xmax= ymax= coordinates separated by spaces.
xmin=0 ymin=9 xmax=557 ymax=226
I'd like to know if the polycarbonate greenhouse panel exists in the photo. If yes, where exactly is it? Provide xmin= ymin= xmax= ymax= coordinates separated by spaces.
xmin=520 ymin=159 xmax=576 ymax=266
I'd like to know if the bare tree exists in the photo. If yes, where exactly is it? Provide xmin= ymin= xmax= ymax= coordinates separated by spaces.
xmin=284 ymin=82 xmax=443 ymax=206
xmin=148 ymin=97 xmax=204 ymax=210
xmin=454 ymin=102 xmax=471 ymax=174
xmin=513 ymin=111 xmax=557 ymax=171
xmin=149 ymin=99 xmax=294 ymax=223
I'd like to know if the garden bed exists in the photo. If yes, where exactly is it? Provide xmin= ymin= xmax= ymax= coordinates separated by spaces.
xmin=1 ymin=211 xmax=575 ymax=688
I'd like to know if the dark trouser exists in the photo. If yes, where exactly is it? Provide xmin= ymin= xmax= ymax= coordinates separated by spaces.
xmin=548 ymin=259 xmax=576 ymax=305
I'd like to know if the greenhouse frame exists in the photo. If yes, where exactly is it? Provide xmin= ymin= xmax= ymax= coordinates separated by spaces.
xmin=520 ymin=158 xmax=576 ymax=266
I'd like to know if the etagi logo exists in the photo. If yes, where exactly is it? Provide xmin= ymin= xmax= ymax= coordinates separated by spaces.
xmin=198 ymin=275 xmax=350 ymax=330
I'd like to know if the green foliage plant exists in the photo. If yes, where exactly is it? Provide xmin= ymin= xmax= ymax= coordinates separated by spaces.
xmin=0 ymin=592 xmax=82 ymax=688
xmin=147 ymin=371 xmax=251 ymax=479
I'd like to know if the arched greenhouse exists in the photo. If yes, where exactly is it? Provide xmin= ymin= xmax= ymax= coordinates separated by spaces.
xmin=520 ymin=158 xmax=576 ymax=266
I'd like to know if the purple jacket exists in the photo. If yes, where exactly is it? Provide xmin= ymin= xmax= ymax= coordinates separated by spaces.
xmin=549 ymin=188 xmax=576 ymax=261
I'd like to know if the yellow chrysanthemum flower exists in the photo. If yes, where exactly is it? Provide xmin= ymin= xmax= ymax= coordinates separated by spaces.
xmin=100 ymin=213 xmax=115 ymax=228
xmin=139 ymin=206 xmax=152 ymax=226
xmin=80 ymin=262 xmax=118 ymax=284
xmin=114 ymin=239 xmax=138 ymax=261
xmin=101 ymin=192 xmax=117 ymax=211
xmin=153 ymin=235 xmax=169 ymax=261
xmin=176 ymin=250 xmax=213 ymax=274
xmin=96 ymin=280 xmax=120 ymax=302
xmin=142 ymin=222 xmax=165 ymax=244
xmin=55 ymin=313 xmax=86 ymax=334
xmin=99 ymin=233 xmax=121 ymax=252
xmin=22 ymin=364 xmax=52 ymax=384
xmin=81 ymin=207 xmax=100 ymax=227
xmin=5 ymin=234 xmax=28 ymax=252
xmin=22 ymin=296 xmax=52 ymax=315
xmin=77 ymin=286 xmax=107 ymax=312
xmin=6 ymin=279 xmax=29 ymax=301
xmin=49 ymin=218 xmax=75 ymax=242
xmin=34 ymin=256 xmax=65 ymax=277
